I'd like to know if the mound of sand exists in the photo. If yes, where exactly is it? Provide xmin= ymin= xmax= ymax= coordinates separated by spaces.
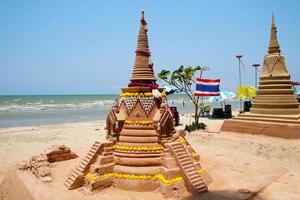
xmin=0 ymin=168 xmax=34 ymax=200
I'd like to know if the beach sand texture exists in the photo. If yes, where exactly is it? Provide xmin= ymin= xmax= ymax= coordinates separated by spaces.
xmin=0 ymin=115 xmax=300 ymax=200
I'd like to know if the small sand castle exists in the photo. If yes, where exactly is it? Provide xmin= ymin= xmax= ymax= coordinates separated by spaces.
xmin=17 ymin=145 xmax=77 ymax=182
xmin=64 ymin=11 xmax=211 ymax=197
xmin=222 ymin=14 xmax=300 ymax=138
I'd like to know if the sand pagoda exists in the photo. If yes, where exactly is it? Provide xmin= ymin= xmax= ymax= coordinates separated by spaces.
xmin=64 ymin=11 xmax=211 ymax=197
xmin=221 ymin=14 xmax=300 ymax=138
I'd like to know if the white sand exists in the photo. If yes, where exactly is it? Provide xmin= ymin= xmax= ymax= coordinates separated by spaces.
xmin=0 ymin=115 xmax=300 ymax=199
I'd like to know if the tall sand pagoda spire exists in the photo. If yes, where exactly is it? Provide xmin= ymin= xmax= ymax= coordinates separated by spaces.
xmin=130 ymin=11 xmax=157 ymax=84
xmin=221 ymin=14 xmax=300 ymax=139
xmin=64 ymin=11 xmax=211 ymax=197
xmin=268 ymin=13 xmax=281 ymax=54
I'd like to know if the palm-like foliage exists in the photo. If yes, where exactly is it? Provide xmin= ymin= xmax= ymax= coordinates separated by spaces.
xmin=158 ymin=65 xmax=209 ymax=123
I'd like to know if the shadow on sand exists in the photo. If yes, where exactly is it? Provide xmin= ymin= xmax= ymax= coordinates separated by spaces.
xmin=181 ymin=190 xmax=258 ymax=200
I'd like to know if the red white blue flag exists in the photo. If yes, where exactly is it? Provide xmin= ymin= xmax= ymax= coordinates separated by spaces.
xmin=194 ymin=78 xmax=220 ymax=96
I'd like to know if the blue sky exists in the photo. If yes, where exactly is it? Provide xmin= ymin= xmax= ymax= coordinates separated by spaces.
xmin=0 ymin=0 xmax=300 ymax=95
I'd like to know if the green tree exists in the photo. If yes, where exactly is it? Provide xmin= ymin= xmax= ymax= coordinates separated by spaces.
xmin=158 ymin=65 xmax=209 ymax=124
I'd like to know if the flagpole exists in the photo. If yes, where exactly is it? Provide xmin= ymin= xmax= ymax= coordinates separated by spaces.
xmin=236 ymin=54 xmax=243 ymax=112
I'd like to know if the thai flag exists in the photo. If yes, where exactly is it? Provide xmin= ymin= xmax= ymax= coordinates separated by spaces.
xmin=194 ymin=78 xmax=220 ymax=96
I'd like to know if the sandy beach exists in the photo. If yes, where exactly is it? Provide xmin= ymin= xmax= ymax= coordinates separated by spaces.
xmin=0 ymin=115 xmax=299 ymax=200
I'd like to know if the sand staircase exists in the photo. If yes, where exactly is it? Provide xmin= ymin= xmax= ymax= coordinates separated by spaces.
xmin=65 ymin=141 xmax=105 ymax=189
xmin=170 ymin=142 xmax=208 ymax=194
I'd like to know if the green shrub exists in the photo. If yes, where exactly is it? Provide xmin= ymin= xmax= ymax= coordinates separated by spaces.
xmin=184 ymin=122 xmax=207 ymax=132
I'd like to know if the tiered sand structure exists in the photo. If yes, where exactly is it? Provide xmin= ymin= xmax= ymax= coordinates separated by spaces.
xmin=221 ymin=14 xmax=300 ymax=138
xmin=44 ymin=145 xmax=77 ymax=163
xmin=65 ymin=11 xmax=211 ymax=197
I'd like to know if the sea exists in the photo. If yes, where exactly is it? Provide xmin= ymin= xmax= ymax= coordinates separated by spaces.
xmin=0 ymin=94 xmax=239 ymax=128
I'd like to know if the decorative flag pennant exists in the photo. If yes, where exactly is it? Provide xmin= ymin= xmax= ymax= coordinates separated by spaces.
xmin=194 ymin=78 xmax=220 ymax=96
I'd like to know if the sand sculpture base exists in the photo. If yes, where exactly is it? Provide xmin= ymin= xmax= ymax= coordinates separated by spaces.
xmin=64 ymin=137 xmax=211 ymax=197
xmin=221 ymin=116 xmax=300 ymax=139
xmin=62 ymin=86 xmax=211 ymax=195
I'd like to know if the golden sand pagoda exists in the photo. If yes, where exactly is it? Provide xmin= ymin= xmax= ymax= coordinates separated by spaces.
xmin=221 ymin=14 xmax=300 ymax=138
xmin=64 ymin=11 xmax=211 ymax=197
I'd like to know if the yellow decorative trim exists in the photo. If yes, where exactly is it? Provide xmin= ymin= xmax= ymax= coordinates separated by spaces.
xmin=85 ymin=172 xmax=184 ymax=184
xmin=120 ymin=92 xmax=166 ymax=97
xmin=154 ymin=174 xmax=183 ymax=184
xmin=192 ymin=152 xmax=197 ymax=157
xmin=120 ymin=92 xmax=153 ymax=97
xmin=112 ymin=145 xmax=163 ymax=151
xmin=178 ymin=136 xmax=185 ymax=144
xmin=125 ymin=120 xmax=153 ymax=125
xmin=85 ymin=173 xmax=97 ymax=181
xmin=198 ymin=168 xmax=205 ymax=174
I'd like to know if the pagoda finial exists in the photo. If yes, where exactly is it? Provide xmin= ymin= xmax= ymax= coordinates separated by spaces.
xmin=272 ymin=13 xmax=275 ymax=26
xmin=141 ymin=10 xmax=145 ymax=20
xmin=129 ymin=11 xmax=157 ymax=85
xmin=268 ymin=13 xmax=281 ymax=54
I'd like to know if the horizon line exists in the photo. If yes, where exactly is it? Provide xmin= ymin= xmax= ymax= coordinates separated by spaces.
xmin=0 ymin=93 xmax=188 ymax=96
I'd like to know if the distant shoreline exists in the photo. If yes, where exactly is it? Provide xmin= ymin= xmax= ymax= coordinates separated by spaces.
xmin=0 ymin=94 xmax=239 ymax=128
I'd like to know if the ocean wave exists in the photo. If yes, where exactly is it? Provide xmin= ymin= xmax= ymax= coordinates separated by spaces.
xmin=0 ymin=95 xmax=239 ymax=112
xmin=0 ymin=100 xmax=115 ymax=112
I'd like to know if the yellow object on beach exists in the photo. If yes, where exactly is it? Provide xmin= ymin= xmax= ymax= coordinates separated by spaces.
xmin=237 ymin=85 xmax=256 ymax=98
